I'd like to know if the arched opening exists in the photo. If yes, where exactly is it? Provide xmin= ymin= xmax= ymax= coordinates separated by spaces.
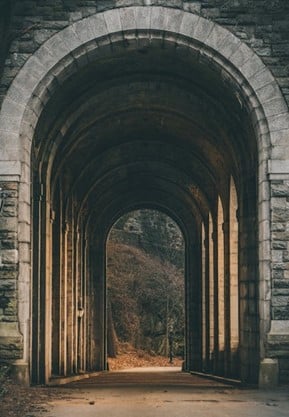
xmin=106 ymin=208 xmax=185 ymax=369
xmin=11 ymin=9 xmax=269 ymax=385
xmin=30 ymin=35 xmax=257 ymax=384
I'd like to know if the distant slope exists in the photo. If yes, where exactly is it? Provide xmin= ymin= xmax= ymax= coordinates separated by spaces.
xmin=110 ymin=209 xmax=185 ymax=269
xmin=107 ymin=242 xmax=185 ymax=357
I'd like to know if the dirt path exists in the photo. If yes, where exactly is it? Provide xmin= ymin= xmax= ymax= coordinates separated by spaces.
xmin=107 ymin=345 xmax=183 ymax=370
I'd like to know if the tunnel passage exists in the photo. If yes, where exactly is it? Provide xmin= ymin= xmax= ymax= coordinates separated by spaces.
xmin=106 ymin=208 xmax=186 ymax=365
xmin=31 ymin=32 xmax=259 ymax=385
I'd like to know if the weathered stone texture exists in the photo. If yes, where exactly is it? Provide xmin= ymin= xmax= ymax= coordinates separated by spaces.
xmin=271 ymin=179 xmax=289 ymax=326
xmin=0 ymin=320 xmax=23 ymax=359
xmin=0 ymin=1 xmax=15 ymax=82
xmin=0 ymin=1 xmax=289 ymax=107
xmin=0 ymin=181 xmax=20 ymax=360
xmin=279 ymin=357 xmax=289 ymax=383
xmin=0 ymin=0 xmax=289 ymax=385
xmin=267 ymin=321 xmax=289 ymax=383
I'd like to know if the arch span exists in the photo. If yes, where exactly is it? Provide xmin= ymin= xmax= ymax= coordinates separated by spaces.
xmin=106 ymin=208 xmax=186 ymax=367
xmin=0 ymin=6 xmax=288 ymax=385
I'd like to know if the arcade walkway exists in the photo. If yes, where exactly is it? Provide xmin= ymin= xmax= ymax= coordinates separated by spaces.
xmin=41 ymin=368 xmax=289 ymax=417
xmin=66 ymin=367 xmax=232 ymax=388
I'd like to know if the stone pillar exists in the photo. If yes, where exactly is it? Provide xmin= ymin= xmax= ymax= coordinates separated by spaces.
xmin=201 ymin=222 xmax=210 ymax=372
xmin=0 ymin=180 xmax=23 ymax=368
xmin=89 ymin=233 xmax=106 ymax=371
xmin=208 ymin=214 xmax=215 ymax=372
xmin=237 ymin=172 xmax=259 ymax=384
xmin=60 ymin=220 xmax=68 ymax=376
xmin=31 ymin=179 xmax=52 ymax=384
xmin=0 ymin=180 xmax=24 ymax=375
xmin=229 ymin=178 xmax=239 ymax=377
xmin=66 ymin=206 xmax=75 ymax=376
xmin=265 ymin=162 xmax=289 ymax=385
xmin=217 ymin=197 xmax=225 ymax=375
xmin=212 ymin=217 xmax=219 ymax=375
xmin=191 ymin=232 xmax=203 ymax=371
xmin=51 ymin=203 xmax=61 ymax=376
xmin=82 ymin=235 xmax=88 ymax=372
xmin=222 ymin=218 xmax=231 ymax=377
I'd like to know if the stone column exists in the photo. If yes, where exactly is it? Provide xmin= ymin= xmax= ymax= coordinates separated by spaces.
xmin=0 ymin=179 xmax=24 ymax=375
xmin=262 ymin=161 xmax=289 ymax=385
xmin=229 ymin=179 xmax=239 ymax=377
xmin=217 ymin=197 xmax=225 ymax=375
xmin=66 ymin=206 xmax=75 ymax=376
xmin=88 ymin=233 xmax=106 ymax=371
xmin=192 ymin=230 xmax=203 ymax=371
xmin=201 ymin=221 xmax=210 ymax=372
xmin=60 ymin=220 xmax=69 ymax=376
xmin=208 ymin=214 xmax=215 ymax=372
xmin=51 ymin=196 xmax=62 ymax=376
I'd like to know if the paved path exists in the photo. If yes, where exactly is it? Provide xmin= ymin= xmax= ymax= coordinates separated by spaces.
xmin=68 ymin=367 xmax=230 ymax=388
xmin=42 ymin=368 xmax=289 ymax=417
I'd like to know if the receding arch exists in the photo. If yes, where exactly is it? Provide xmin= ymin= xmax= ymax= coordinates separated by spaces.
xmin=0 ymin=5 xmax=287 ymax=385
xmin=106 ymin=208 xmax=186 ymax=367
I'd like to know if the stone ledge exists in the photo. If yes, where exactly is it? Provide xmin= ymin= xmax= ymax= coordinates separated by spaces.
xmin=267 ymin=320 xmax=289 ymax=357
xmin=268 ymin=160 xmax=289 ymax=178
xmin=0 ymin=322 xmax=23 ymax=338
xmin=0 ymin=162 xmax=21 ymax=177
xmin=269 ymin=320 xmax=289 ymax=334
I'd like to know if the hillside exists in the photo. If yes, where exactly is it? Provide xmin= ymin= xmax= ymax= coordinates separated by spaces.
xmin=109 ymin=209 xmax=185 ymax=269
xmin=107 ymin=241 xmax=185 ymax=359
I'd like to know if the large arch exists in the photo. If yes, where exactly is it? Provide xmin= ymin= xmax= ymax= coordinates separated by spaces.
xmin=0 ymin=6 xmax=288 ymax=385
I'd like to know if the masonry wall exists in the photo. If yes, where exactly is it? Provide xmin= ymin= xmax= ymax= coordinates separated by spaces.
xmin=0 ymin=1 xmax=15 ymax=81
xmin=0 ymin=0 xmax=289 ymax=383
xmin=0 ymin=0 xmax=289 ymax=107
xmin=0 ymin=181 xmax=22 ymax=361
xmin=269 ymin=179 xmax=289 ymax=382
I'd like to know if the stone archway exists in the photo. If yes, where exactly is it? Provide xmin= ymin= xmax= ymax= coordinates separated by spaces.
xmin=0 ymin=6 xmax=288 ymax=385
xmin=105 ymin=207 xmax=186 ymax=369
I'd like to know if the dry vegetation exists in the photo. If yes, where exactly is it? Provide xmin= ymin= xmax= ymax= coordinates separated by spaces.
xmin=107 ymin=242 xmax=185 ymax=358
xmin=0 ymin=365 xmax=74 ymax=417
xmin=0 ymin=215 xmax=185 ymax=416
xmin=108 ymin=343 xmax=183 ymax=371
